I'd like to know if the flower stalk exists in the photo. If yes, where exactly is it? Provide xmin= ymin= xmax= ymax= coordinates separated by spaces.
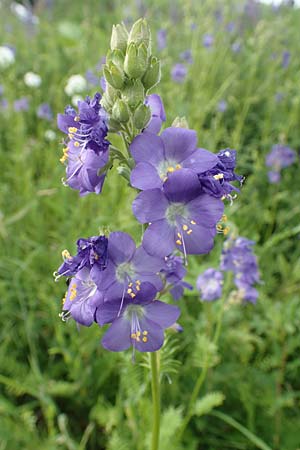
xmin=150 ymin=351 xmax=160 ymax=450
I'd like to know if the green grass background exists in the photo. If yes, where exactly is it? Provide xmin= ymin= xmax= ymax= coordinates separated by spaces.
xmin=0 ymin=0 xmax=300 ymax=449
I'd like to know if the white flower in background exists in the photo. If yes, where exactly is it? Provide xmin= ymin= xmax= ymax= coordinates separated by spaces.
xmin=44 ymin=130 xmax=56 ymax=141
xmin=71 ymin=95 xmax=84 ymax=107
xmin=64 ymin=74 xmax=87 ymax=96
xmin=24 ymin=72 xmax=41 ymax=88
xmin=0 ymin=46 xmax=15 ymax=69
xmin=11 ymin=2 xmax=39 ymax=25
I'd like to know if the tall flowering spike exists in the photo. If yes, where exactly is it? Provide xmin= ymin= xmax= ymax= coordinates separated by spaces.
xmin=57 ymin=93 xmax=110 ymax=196
xmin=132 ymin=169 xmax=224 ymax=258
xmin=221 ymin=236 xmax=260 ymax=303
xmin=92 ymin=231 xmax=166 ymax=301
xmin=96 ymin=282 xmax=180 ymax=352
xmin=196 ymin=269 xmax=223 ymax=301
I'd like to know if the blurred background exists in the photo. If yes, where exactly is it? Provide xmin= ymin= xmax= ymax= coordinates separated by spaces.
xmin=0 ymin=0 xmax=300 ymax=449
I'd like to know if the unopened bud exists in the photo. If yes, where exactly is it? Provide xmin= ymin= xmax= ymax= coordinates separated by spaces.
xmin=124 ymin=42 xmax=148 ymax=79
xmin=122 ymin=79 xmax=145 ymax=108
xmin=107 ymin=49 xmax=125 ymax=71
xmin=112 ymin=99 xmax=130 ymax=123
xmin=133 ymin=104 xmax=151 ymax=129
xmin=108 ymin=117 xmax=122 ymax=132
xmin=128 ymin=18 xmax=151 ymax=52
xmin=103 ymin=62 xmax=124 ymax=90
xmin=142 ymin=57 xmax=161 ymax=91
xmin=110 ymin=23 xmax=128 ymax=53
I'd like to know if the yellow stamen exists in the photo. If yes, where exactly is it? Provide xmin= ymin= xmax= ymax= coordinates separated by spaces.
xmin=167 ymin=166 xmax=175 ymax=173
xmin=136 ymin=280 xmax=141 ymax=285
xmin=222 ymin=214 xmax=227 ymax=222
xmin=142 ymin=337 xmax=148 ymax=342
xmin=74 ymin=116 xmax=80 ymax=122
xmin=62 ymin=249 xmax=71 ymax=259
xmin=136 ymin=285 xmax=140 ymax=291
xmin=68 ymin=127 xmax=78 ymax=133
xmin=127 ymin=288 xmax=132 ymax=294
xmin=131 ymin=333 xmax=136 ymax=339
xmin=213 ymin=173 xmax=224 ymax=180
xmin=175 ymin=164 xmax=182 ymax=170
xmin=183 ymin=225 xmax=188 ymax=231
xmin=128 ymin=282 xmax=133 ymax=287
xmin=187 ymin=229 xmax=193 ymax=235
xmin=191 ymin=220 xmax=196 ymax=225
xmin=74 ymin=141 xmax=80 ymax=147
xmin=176 ymin=239 xmax=182 ymax=245
xmin=143 ymin=331 xmax=148 ymax=335
xmin=130 ymin=293 xmax=136 ymax=299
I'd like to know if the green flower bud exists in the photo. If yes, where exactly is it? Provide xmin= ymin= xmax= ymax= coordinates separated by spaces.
xmin=142 ymin=57 xmax=161 ymax=91
xmin=122 ymin=79 xmax=145 ymax=108
xmin=103 ymin=62 xmax=124 ymax=90
xmin=124 ymin=42 xmax=148 ymax=79
xmin=112 ymin=99 xmax=130 ymax=123
xmin=172 ymin=116 xmax=189 ymax=129
xmin=128 ymin=18 xmax=151 ymax=52
xmin=110 ymin=23 xmax=128 ymax=52
xmin=108 ymin=117 xmax=122 ymax=132
xmin=100 ymin=93 xmax=113 ymax=112
xmin=133 ymin=104 xmax=151 ymax=130
xmin=107 ymin=49 xmax=125 ymax=71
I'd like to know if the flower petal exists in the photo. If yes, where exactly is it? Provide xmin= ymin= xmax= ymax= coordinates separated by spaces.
xmin=163 ymin=169 xmax=201 ymax=203
xmin=187 ymin=194 xmax=224 ymax=227
xmin=130 ymin=132 xmax=165 ymax=165
xmin=176 ymin=221 xmax=216 ymax=255
xmin=160 ymin=127 xmax=197 ymax=162
xmin=132 ymin=246 xmax=166 ymax=273
xmin=101 ymin=317 xmax=132 ymax=352
xmin=144 ymin=301 xmax=180 ymax=328
xmin=132 ymin=189 xmax=168 ymax=223
xmin=96 ymin=297 xmax=130 ymax=325
xmin=182 ymin=148 xmax=218 ymax=173
xmin=142 ymin=219 xmax=175 ymax=257
xmin=133 ymin=318 xmax=165 ymax=352
xmin=130 ymin=162 xmax=162 ymax=190
xmin=108 ymin=232 xmax=136 ymax=265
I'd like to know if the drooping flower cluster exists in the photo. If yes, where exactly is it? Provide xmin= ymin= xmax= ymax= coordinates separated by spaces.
xmin=197 ymin=269 xmax=223 ymax=301
xmin=265 ymin=144 xmax=296 ymax=184
xmin=57 ymin=93 xmax=110 ymax=195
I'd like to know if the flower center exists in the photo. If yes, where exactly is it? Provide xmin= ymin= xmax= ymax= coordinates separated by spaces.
xmin=157 ymin=160 xmax=182 ymax=181
xmin=166 ymin=202 xmax=187 ymax=225
xmin=116 ymin=262 xmax=136 ymax=283
xmin=124 ymin=306 xmax=149 ymax=344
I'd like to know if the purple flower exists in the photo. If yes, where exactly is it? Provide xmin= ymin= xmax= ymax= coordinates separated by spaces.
xmin=96 ymin=282 xmax=180 ymax=352
xmin=60 ymin=267 xmax=103 ymax=326
xmin=203 ymin=34 xmax=214 ymax=48
xmin=157 ymin=29 xmax=167 ymax=51
xmin=13 ymin=97 xmax=29 ymax=112
xmin=198 ymin=149 xmax=243 ymax=200
xmin=133 ymin=170 xmax=224 ymax=258
xmin=93 ymin=232 xmax=166 ymax=302
xmin=282 ymin=50 xmax=290 ymax=69
xmin=268 ymin=170 xmax=280 ymax=184
xmin=0 ymin=98 xmax=8 ymax=111
xmin=55 ymin=235 xmax=108 ymax=280
xmin=85 ymin=69 xmax=100 ymax=87
xmin=130 ymin=128 xmax=218 ymax=191
xmin=37 ymin=103 xmax=53 ymax=121
xmin=266 ymin=144 xmax=296 ymax=171
xmin=171 ymin=63 xmax=187 ymax=83
xmin=180 ymin=50 xmax=193 ymax=65
xmin=217 ymin=100 xmax=227 ymax=113
xmin=161 ymin=255 xmax=192 ymax=300
xmin=197 ymin=269 xmax=223 ymax=301
xmin=231 ymin=41 xmax=241 ymax=53
xmin=226 ymin=22 xmax=235 ymax=33
xmin=57 ymin=93 xmax=110 ymax=196
xmin=144 ymin=94 xmax=166 ymax=134
xmin=221 ymin=236 xmax=260 ymax=303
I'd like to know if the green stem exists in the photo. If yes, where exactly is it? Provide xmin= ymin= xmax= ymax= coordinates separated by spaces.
xmin=150 ymin=352 xmax=160 ymax=450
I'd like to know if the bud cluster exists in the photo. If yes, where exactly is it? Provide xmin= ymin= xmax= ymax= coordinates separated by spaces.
xmin=101 ymin=19 xmax=161 ymax=132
